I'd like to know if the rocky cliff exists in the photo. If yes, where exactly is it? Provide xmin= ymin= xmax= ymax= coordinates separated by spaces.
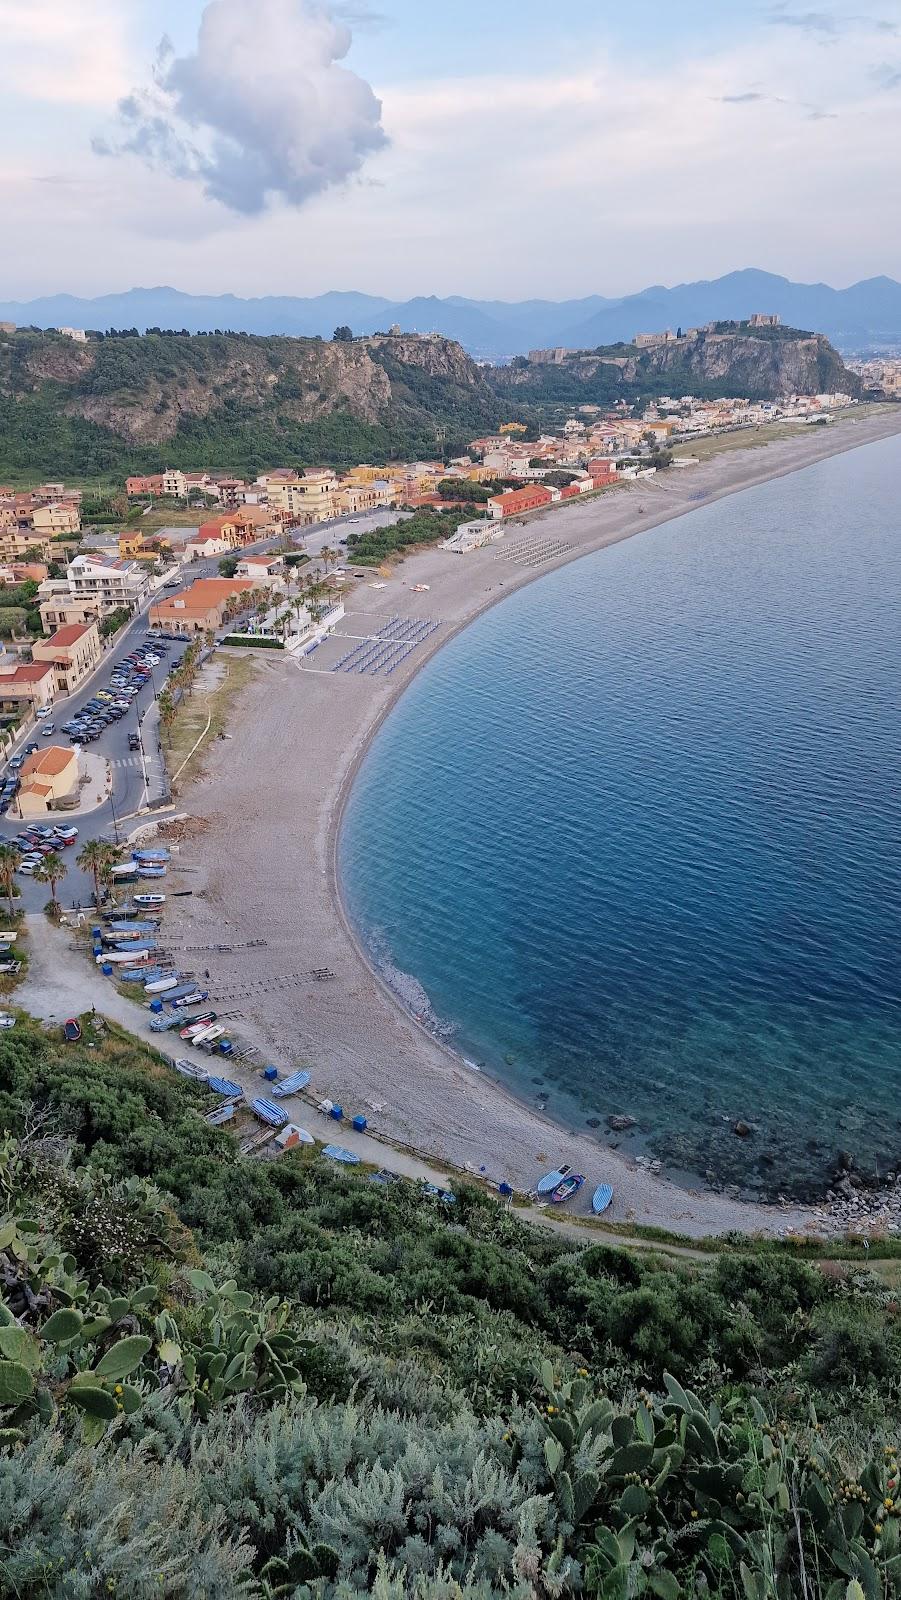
xmin=493 ymin=326 xmax=860 ymax=405
xmin=0 ymin=328 xmax=495 ymax=451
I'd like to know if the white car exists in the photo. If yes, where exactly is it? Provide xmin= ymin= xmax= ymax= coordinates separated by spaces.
xmin=35 ymin=706 xmax=52 ymax=719
xmin=17 ymin=862 xmax=37 ymax=875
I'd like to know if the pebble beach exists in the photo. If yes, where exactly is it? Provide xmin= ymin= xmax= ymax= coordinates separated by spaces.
xmin=164 ymin=407 xmax=901 ymax=1240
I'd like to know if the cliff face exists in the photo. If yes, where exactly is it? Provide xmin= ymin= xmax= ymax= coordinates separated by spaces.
xmin=630 ymin=330 xmax=858 ymax=397
xmin=494 ymin=328 xmax=860 ymax=403
xmin=0 ymin=329 xmax=495 ymax=448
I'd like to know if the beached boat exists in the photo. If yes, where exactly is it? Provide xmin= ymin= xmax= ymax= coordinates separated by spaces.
xmin=169 ymin=990 xmax=210 ymax=1009
xmin=536 ymin=1164 xmax=570 ymax=1196
xmin=251 ymin=1098 xmax=289 ymax=1128
xmin=63 ymin=1018 xmax=81 ymax=1043
xmin=550 ymin=1173 xmax=584 ymax=1204
xmin=133 ymin=849 xmax=170 ymax=863
xmin=145 ymin=975 xmax=181 ymax=994
xmin=322 ymin=1143 xmax=361 ymax=1165
xmin=97 ymin=949 xmax=150 ymax=965
xmin=208 ymin=1076 xmax=243 ymax=1098
xmin=205 ymin=1103 xmax=236 ymax=1126
xmin=134 ymin=894 xmax=166 ymax=906
xmin=137 ymin=866 xmax=166 ymax=880
xmin=172 ymin=1059 xmax=209 ymax=1082
xmin=591 ymin=1183 xmax=614 ymax=1215
xmin=271 ymin=1069 xmax=312 ymax=1099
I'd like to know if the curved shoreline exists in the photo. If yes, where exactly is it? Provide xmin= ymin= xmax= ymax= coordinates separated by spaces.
xmin=174 ymin=408 xmax=901 ymax=1239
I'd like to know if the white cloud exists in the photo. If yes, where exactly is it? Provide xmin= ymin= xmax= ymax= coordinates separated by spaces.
xmin=94 ymin=0 xmax=387 ymax=214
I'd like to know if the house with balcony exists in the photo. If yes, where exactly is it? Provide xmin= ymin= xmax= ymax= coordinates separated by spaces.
xmin=66 ymin=553 xmax=149 ymax=616
xmin=31 ymin=620 xmax=102 ymax=695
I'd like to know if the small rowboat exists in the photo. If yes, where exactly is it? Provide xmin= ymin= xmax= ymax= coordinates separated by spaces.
xmin=550 ymin=1173 xmax=584 ymax=1204
xmin=536 ymin=1163 xmax=570 ymax=1196
xmin=63 ymin=1018 xmax=81 ymax=1043
xmin=592 ymin=1183 xmax=614 ymax=1215
xmin=322 ymin=1143 xmax=361 ymax=1165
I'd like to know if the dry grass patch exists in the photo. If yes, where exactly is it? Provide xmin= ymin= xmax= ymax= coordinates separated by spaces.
xmin=165 ymin=652 xmax=259 ymax=790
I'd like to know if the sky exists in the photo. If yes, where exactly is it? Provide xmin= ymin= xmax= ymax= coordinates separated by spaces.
xmin=2 ymin=0 xmax=901 ymax=301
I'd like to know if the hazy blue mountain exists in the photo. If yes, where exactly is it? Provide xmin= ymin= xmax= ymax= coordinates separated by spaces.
xmin=2 ymin=270 xmax=900 ymax=356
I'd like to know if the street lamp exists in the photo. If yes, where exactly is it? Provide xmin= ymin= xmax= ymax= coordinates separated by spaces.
xmin=109 ymin=785 xmax=120 ymax=844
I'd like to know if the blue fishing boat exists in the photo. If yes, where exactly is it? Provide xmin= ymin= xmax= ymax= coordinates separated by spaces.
xmin=322 ymin=1144 xmax=361 ymax=1165
xmin=271 ymin=1069 xmax=312 ymax=1098
xmin=536 ymin=1163 xmax=570 ymax=1196
xmin=592 ymin=1183 xmax=614 ymax=1215
xmin=252 ymin=1098 xmax=288 ymax=1128
xmin=550 ymin=1173 xmax=584 ymax=1204
xmin=208 ymin=1076 xmax=243 ymax=1098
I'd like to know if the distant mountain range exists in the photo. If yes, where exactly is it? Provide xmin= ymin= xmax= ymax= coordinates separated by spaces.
xmin=2 ymin=269 xmax=901 ymax=359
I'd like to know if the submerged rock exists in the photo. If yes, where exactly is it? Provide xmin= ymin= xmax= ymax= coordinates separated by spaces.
xmin=607 ymin=1114 xmax=636 ymax=1132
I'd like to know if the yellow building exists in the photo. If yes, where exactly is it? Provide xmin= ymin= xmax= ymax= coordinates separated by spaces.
xmin=268 ymin=471 xmax=342 ymax=524
xmin=17 ymin=745 xmax=79 ymax=818
xmin=32 ymin=620 xmax=102 ymax=696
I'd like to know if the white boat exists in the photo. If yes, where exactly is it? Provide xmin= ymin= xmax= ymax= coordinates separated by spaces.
xmin=173 ymin=1059 xmax=209 ymax=1081
xmin=96 ymin=949 xmax=150 ymax=965
xmin=134 ymin=893 xmax=166 ymax=907
xmin=145 ymin=976 xmax=181 ymax=994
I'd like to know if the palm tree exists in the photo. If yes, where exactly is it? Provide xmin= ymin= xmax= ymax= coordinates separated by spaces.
xmin=77 ymin=839 xmax=118 ymax=907
xmin=0 ymin=844 xmax=18 ymax=917
xmin=34 ymin=851 xmax=67 ymax=913
xmin=157 ymin=689 xmax=176 ymax=745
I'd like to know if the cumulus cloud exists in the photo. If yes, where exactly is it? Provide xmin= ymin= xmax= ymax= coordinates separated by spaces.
xmin=93 ymin=0 xmax=387 ymax=214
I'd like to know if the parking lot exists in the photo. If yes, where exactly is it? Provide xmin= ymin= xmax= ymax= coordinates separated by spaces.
xmin=0 ymin=628 xmax=179 ymax=907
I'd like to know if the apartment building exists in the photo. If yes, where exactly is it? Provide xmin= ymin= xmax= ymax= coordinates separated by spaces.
xmin=66 ymin=553 xmax=149 ymax=615
xmin=30 ymin=502 xmax=81 ymax=537
xmin=0 ymin=659 xmax=56 ymax=714
xmin=31 ymin=620 xmax=102 ymax=695
xmin=267 ymin=471 xmax=342 ymax=524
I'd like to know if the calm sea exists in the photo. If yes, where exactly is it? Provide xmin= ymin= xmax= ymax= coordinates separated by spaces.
xmin=340 ymin=435 xmax=901 ymax=1198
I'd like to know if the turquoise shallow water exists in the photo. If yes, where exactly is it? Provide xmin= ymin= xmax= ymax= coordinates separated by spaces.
xmin=340 ymin=436 xmax=901 ymax=1198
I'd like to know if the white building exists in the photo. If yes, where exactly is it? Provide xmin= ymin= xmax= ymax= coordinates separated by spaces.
xmin=57 ymin=327 xmax=87 ymax=343
xmin=440 ymin=520 xmax=505 ymax=554
xmin=66 ymin=553 xmax=149 ymax=615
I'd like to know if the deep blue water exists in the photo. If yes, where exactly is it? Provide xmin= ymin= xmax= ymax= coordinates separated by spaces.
xmin=340 ymin=436 xmax=901 ymax=1197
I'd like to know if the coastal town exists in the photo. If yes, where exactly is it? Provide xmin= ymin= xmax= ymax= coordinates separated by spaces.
xmin=2 ymin=389 xmax=899 ymax=1246
xmin=6 ymin=0 xmax=901 ymax=1583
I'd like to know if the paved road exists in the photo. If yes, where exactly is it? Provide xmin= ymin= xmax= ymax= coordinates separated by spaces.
xmin=0 ymin=535 xmax=292 ymax=909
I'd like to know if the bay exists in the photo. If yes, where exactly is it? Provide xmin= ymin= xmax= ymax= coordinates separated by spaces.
xmin=340 ymin=436 xmax=901 ymax=1197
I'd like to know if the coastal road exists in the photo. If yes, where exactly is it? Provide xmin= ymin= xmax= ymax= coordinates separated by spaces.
xmin=0 ymin=531 xmax=292 ymax=908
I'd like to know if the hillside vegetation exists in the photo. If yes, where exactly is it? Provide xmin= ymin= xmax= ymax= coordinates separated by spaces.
xmin=0 ymin=329 xmax=496 ymax=479
xmin=1 ymin=1013 xmax=900 ymax=1597
xmin=0 ymin=324 xmax=861 ymax=481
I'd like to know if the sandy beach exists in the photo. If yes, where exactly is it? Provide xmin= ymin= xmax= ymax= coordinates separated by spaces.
xmin=164 ymin=408 xmax=901 ymax=1239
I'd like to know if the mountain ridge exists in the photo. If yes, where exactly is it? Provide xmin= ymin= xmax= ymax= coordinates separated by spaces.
xmin=3 ymin=268 xmax=901 ymax=358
